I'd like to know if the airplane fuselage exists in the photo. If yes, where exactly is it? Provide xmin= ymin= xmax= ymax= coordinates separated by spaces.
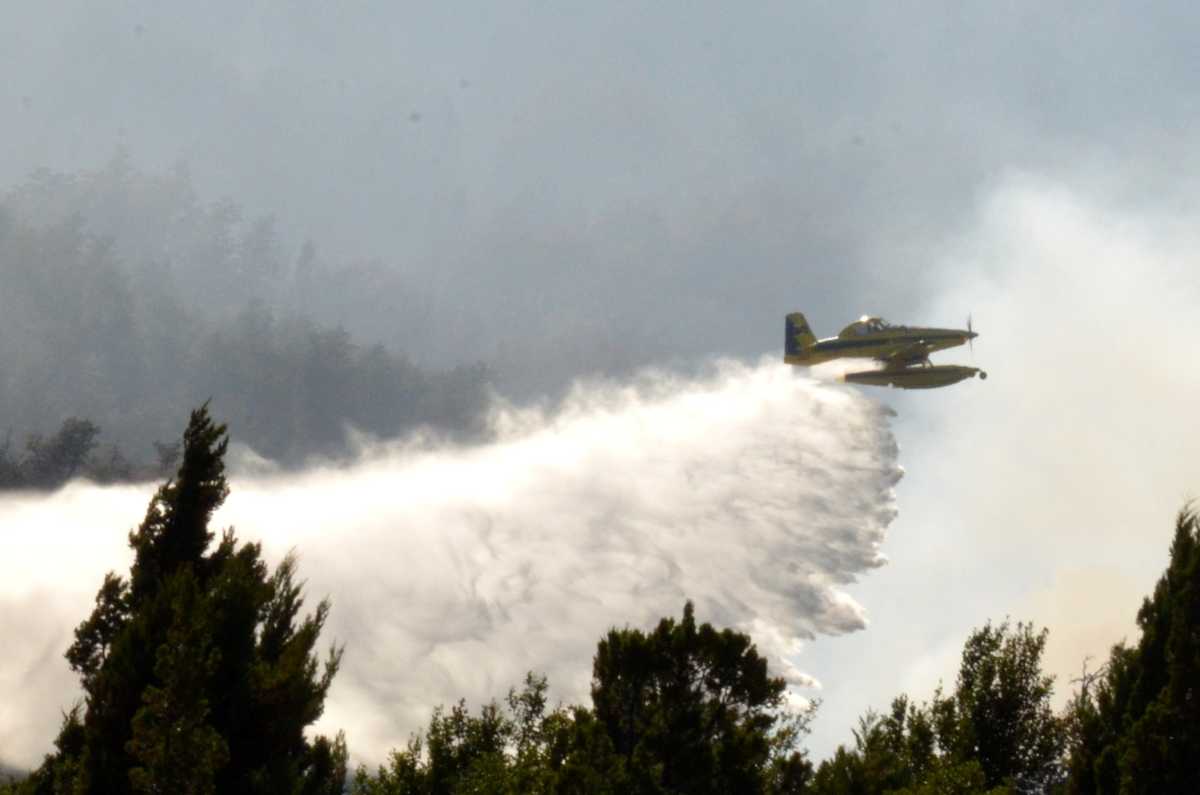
xmin=783 ymin=328 xmax=975 ymax=366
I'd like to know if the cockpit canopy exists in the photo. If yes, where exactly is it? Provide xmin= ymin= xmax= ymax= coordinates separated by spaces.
xmin=838 ymin=315 xmax=894 ymax=337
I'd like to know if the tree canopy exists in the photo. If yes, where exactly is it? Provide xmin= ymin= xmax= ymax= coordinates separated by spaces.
xmin=591 ymin=602 xmax=813 ymax=793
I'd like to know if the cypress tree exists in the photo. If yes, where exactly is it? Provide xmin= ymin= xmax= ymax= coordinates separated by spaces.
xmin=1066 ymin=508 xmax=1200 ymax=793
xmin=26 ymin=405 xmax=344 ymax=794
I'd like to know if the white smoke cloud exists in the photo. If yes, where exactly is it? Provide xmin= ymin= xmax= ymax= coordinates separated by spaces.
xmin=1 ymin=359 xmax=901 ymax=768
xmin=916 ymin=174 xmax=1200 ymax=692
xmin=799 ymin=173 xmax=1200 ymax=760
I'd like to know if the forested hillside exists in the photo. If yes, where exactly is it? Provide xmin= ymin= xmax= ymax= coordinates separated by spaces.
xmin=0 ymin=157 xmax=490 ymax=479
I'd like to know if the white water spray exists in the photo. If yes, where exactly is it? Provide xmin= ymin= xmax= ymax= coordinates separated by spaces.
xmin=1 ymin=359 xmax=900 ymax=767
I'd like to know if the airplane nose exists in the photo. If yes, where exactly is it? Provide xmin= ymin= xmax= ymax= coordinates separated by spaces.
xmin=966 ymin=331 xmax=978 ymax=339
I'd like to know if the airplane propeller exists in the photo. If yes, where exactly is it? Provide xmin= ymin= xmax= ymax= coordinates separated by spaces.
xmin=966 ymin=314 xmax=988 ymax=379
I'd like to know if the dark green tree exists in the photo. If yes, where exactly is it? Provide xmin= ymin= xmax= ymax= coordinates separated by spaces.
xmin=938 ymin=621 xmax=1063 ymax=791
xmin=591 ymin=601 xmax=813 ymax=794
xmin=125 ymin=571 xmax=229 ymax=795
xmin=807 ymin=697 xmax=940 ymax=795
xmin=811 ymin=620 xmax=1062 ymax=795
xmin=23 ymin=405 xmax=343 ymax=794
xmin=351 ymin=673 xmax=597 ymax=795
xmin=1065 ymin=508 xmax=1200 ymax=793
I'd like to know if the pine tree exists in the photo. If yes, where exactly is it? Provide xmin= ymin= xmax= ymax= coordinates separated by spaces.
xmin=26 ymin=405 xmax=343 ymax=794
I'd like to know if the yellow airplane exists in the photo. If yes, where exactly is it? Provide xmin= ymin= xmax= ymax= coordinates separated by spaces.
xmin=784 ymin=312 xmax=987 ymax=389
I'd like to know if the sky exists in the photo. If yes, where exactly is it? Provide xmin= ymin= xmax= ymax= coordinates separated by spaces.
xmin=800 ymin=175 xmax=1200 ymax=755
xmin=3 ymin=0 xmax=1200 ymax=769
xmin=8 ymin=0 xmax=1197 ymax=389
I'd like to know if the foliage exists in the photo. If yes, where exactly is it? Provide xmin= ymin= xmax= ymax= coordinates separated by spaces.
xmin=0 ymin=417 xmax=174 ymax=491
xmin=0 ymin=418 xmax=107 ymax=490
xmin=941 ymin=621 xmax=1063 ymax=791
xmin=351 ymin=673 xmax=615 ymax=795
xmin=353 ymin=507 xmax=1200 ymax=793
xmin=0 ymin=160 xmax=491 ymax=473
xmin=354 ymin=603 xmax=813 ymax=794
xmin=20 ymin=418 xmax=100 ymax=485
xmin=811 ymin=620 xmax=1063 ymax=795
xmin=1064 ymin=508 xmax=1200 ymax=793
xmin=19 ymin=405 xmax=344 ymax=794
xmin=591 ymin=601 xmax=814 ymax=793
xmin=808 ymin=698 xmax=940 ymax=794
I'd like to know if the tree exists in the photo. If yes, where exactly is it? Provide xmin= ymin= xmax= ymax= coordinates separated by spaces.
xmin=89 ymin=443 xmax=135 ymax=484
xmin=939 ymin=621 xmax=1063 ymax=791
xmin=354 ymin=604 xmax=810 ymax=794
xmin=351 ymin=673 xmax=599 ymax=795
xmin=22 ymin=417 xmax=100 ymax=487
xmin=1 ymin=161 xmax=493 ymax=477
xmin=24 ymin=405 xmax=343 ymax=794
xmin=808 ymin=698 xmax=939 ymax=795
xmin=125 ymin=571 xmax=229 ymax=795
xmin=591 ymin=602 xmax=813 ymax=794
xmin=1065 ymin=508 xmax=1200 ymax=793
xmin=811 ymin=620 xmax=1062 ymax=795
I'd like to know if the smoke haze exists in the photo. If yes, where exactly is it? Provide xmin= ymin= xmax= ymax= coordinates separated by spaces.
xmin=1 ymin=360 xmax=901 ymax=767
xmin=798 ymin=175 xmax=1200 ymax=757
xmin=11 ymin=2 xmax=1197 ymax=394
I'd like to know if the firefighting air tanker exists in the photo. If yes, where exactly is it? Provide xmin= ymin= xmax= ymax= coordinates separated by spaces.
xmin=784 ymin=312 xmax=987 ymax=389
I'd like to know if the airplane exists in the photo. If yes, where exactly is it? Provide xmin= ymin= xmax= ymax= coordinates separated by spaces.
xmin=783 ymin=312 xmax=987 ymax=389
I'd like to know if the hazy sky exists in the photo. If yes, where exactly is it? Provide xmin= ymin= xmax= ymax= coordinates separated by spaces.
xmin=801 ymin=175 xmax=1200 ymax=757
xmin=3 ymin=0 xmax=1200 ymax=769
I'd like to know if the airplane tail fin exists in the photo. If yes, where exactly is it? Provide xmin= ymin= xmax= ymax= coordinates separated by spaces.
xmin=785 ymin=312 xmax=817 ymax=356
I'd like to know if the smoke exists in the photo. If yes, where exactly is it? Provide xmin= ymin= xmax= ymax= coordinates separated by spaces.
xmin=1 ymin=358 xmax=901 ymax=768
